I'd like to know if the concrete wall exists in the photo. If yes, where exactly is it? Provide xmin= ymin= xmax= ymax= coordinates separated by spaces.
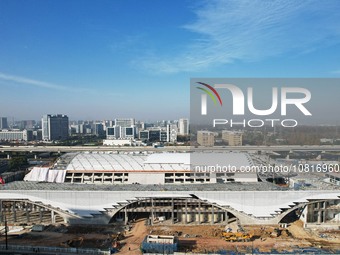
xmin=128 ymin=173 xmax=164 ymax=184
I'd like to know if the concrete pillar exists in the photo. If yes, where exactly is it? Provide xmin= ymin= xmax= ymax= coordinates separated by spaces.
xmin=150 ymin=198 xmax=154 ymax=226
xmin=225 ymin=211 xmax=229 ymax=223
xmin=322 ymin=210 xmax=326 ymax=223
xmin=198 ymin=201 xmax=201 ymax=225
xmin=7 ymin=154 xmax=10 ymax=159
xmin=26 ymin=202 xmax=30 ymax=222
xmin=211 ymin=205 xmax=214 ymax=224
xmin=171 ymin=198 xmax=174 ymax=224
xmin=185 ymin=200 xmax=188 ymax=224
xmin=124 ymin=206 xmax=128 ymax=225
xmin=39 ymin=207 xmax=43 ymax=223
xmin=51 ymin=211 xmax=55 ymax=224
xmin=34 ymin=154 xmax=37 ymax=159
xmin=13 ymin=202 xmax=17 ymax=222
xmin=317 ymin=210 xmax=322 ymax=224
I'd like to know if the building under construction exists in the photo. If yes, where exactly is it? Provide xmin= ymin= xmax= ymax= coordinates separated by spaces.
xmin=0 ymin=186 xmax=339 ymax=229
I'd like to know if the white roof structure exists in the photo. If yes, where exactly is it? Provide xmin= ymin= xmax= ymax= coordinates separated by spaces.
xmin=191 ymin=152 xmax=254 ymax=169
xmin=1 ymin=190 xmax=339 ymax=218
xmin=66 ymin=153 xmax=146 ymax=171
xmin=24 ymin=167 xmax=66 ymax=183
xmin=65 ymin=153 xmax=192 ymax=171
xmin=64 ymin=152 xmax=253 ymax=172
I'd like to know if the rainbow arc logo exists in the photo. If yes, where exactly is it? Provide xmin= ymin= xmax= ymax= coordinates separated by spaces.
xmin=196 ymin=82 xmax=223 ymax=106
xmin=196 ymin=82 xmax=223 ymax=115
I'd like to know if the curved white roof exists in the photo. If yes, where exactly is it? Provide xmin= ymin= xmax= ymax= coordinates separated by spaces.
xmin=64 ymin=152 xmax=253 ymax=172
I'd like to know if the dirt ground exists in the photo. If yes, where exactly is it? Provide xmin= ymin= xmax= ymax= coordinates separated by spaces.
xmin=1 ymin=220 xmax=339 ymax=254
xmin=146 ymin=221 xmax=340 ymax=253
xmin=0 ymin=224 xmax=125 ymax=250
xmin=119 ymin=220 xmax=148 ymax=255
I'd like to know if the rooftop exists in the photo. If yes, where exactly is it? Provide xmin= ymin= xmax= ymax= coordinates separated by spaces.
xmin=56 ymin=152 xmax=254 ymax=172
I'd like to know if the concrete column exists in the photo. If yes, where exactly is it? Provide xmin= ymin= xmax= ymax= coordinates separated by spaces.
xmin=185 ymin=200 xmax=188 ymax=224
xmin=124 ymin=206 xmax=128 ymax=225
xmin=51 ymin=211 xmax=55 ymax=224
xmin=39 ymin=207 xmax=43 ymax=223
xmin=317 ymin=210 xmax=322 ymax=224
xmin=13 ymin=202 xmax=17 ymax=222
xmin=225 ymin=211 xmax=229 ymax=223
xmin=322 ymin=210 xmax=326 ymax=223
xmin=150 ymin=198 xmax=154 ymax=226
xmin=211 ymin=205 xmax=214 ymax=224
xmin=26 ymin=202 xmax=30 ymax=222
xmin=7 ymin=154 xmax=10 ymax=159
xmin=171 ymin=198 xmax=174 ymax=224
xmin=198 ymin=201 xmax=201 ymax=225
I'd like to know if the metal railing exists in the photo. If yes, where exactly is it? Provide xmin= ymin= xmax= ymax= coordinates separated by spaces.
xmin=0 ymin=244 xmax=110 ymax=254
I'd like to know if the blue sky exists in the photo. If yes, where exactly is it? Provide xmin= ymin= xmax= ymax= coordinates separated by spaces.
xmin=1 ymin=0 xmax=340 ymax=121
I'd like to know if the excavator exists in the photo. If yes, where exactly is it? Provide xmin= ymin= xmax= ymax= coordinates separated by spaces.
xmin=222 ymin=222 xmax=253 ymax=242
xmin=222 ymin=231 xmax=253 ymax=242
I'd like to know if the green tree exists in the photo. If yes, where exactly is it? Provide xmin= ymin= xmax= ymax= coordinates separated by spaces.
xmin=9 ymin=156 xmax=28 ymax=171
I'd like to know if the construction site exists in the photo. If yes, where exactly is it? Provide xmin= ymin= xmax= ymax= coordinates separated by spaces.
xmin=1 ymin=217 xmax=340 ymax=254
xmin=0 ymin=151 xmax=340 ymax=254
xmin=0 ymin=182 xmax=340 ymax=254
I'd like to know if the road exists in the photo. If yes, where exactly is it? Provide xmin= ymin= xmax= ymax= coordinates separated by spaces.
xmin=1 ymin=145 xmax=340 ymax=153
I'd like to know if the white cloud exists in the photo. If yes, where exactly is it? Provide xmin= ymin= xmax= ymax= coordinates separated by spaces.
xmin=0 ymin=72 xmax=72 ymax=91
xmin=0 ymin=72 xmax=125 ymax=97
xmin=139 ymin=0 xmax=340 ymax=74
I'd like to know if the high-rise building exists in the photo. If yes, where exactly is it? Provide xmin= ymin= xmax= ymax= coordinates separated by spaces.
xmin=222 ymin=131 xmax=243 ymax=146
xmin=42 ymin=114 xmax=69 ymax=141
xmin=0 ymin=117 xmax=8 ymax=129
xmin=93 ymin=123 xmax=104 ymax=136
xmin=33 ymin=130 xmax=42 ymax=140
xmin=139 ymin=130 xmax=149 ymax=140
xmin=120 ymin=126 xmax=135 ymax=139
xmin=114 ymin=118 xmax=135 ymax=127
xmin=0 ymin=129 xmax=33 ymax=141
xmin=178 ymin=118 xmax=189 ymax=135
xmin=149 ymin=129 xmax=161 ymax=142
xmin=19 ymin=120 xmax=35 ymax=130
xmin=106 ymin=126 xmax=121 ymax=139
xmin=167 ymin=124 xmax=178 ymax=143
xmin=197 ymin=131 xmax=215 ymax=147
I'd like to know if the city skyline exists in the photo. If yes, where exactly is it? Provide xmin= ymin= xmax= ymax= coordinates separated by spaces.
xmin=1 ymin=0 xmax=340 ymax=121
